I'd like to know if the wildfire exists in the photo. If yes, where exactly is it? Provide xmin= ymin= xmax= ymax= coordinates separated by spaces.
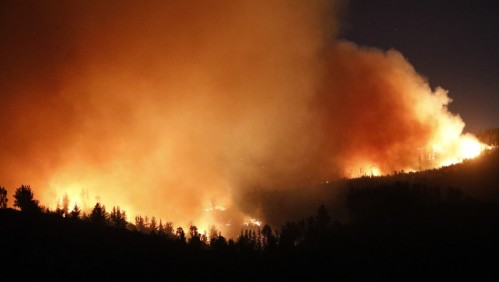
xmin=370 ymin=167 xmax=381 ymax=177
xmin=51 ymin=184 xmax=87 ymax=212
xmin=431 ymin=133 xmax=489 ymax=168
xmin=243 ymin=217 xmax=262 ymax=227
xmin=350 ymin=133 xmax=488 ymax=178
xmin=204 ymin=206 xmax=227 ymax=212
xmin=458 ymin=135 xmax=483 ymax=159
xmin=4 ymin=1 xmax=494 ymax=237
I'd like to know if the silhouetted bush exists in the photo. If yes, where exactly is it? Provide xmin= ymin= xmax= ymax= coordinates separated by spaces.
xmin=13 ymin=185 xmax=41 ymax=214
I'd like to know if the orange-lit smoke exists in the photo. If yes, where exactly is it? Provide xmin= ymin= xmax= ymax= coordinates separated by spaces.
xmin=317 ymin=41 xmax=488 ymax=178
xmin=0 ymin=1 xmax=485 ymax=230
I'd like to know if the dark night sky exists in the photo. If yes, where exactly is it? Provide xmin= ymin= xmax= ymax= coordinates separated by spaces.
xmin=340 ymin=0 xmax=499 ymax=132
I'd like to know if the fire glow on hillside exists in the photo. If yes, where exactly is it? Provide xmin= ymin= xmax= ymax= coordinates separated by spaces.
xmin=0 ymin=1 xmax=489 ymax=232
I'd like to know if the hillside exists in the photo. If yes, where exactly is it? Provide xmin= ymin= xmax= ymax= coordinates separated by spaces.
xmin=1 ymin=149 xmax=499 ymax=281
xmin=253 ymin=148 xmax=499 ymax=225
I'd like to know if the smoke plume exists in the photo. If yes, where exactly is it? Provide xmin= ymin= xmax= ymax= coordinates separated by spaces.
xmin=0 ymin=1 xmax=481 ymax=230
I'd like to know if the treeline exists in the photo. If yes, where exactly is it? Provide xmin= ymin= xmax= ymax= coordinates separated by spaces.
xmin=476 ymin=127 xmax=499 ymax=146
xmin=0 ymin=184 xmax=322 ymax=253
xmin=1 ymin=180 xmax=499 ymax=280
xmin=0 ymin=185 xmax=224 ymax=246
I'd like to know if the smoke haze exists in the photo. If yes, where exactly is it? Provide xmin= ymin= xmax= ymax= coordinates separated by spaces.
xmin=0 ymin=0 xmax=480 ymax=229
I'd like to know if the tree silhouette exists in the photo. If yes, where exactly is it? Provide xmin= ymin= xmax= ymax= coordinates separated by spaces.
xmin=110 ymin=206 xmax=127 ymax=228
xmin=211 ymin=234 xmax=228 ymax=252
xmin=188 ymin=225 xmax=202 ymax=248
xmin=55 ymin=194 xmax=70 ymax=217
xmin=236 ymin=229 xmax=254 ymax=251
xmin=208 ymin=225 xmax=219 ymax=241
xmin=158 ymin=219 xmax=164 ymax=235
xmin=164 ymin=222 xmax=175 ymax=238
xmin=316 ymin=204 xmax=331 ymax=228
xmin=200 ymin=232 xmax=208 ymax=245
xmin=62 ymin=193 xmax=69 ymax=216
xmin=189 ymin=225 xmax=199 ymax=238
xmin=135 ymin=215 xmax=146 ymax=232
xmin=13 ymin=185 xmax=40 ymax=213
xmin=149 ymin=216 xmax=157 ymax=233
xmin=261 ymin=224 xmax=277 ymax=251
xmin=89 ymin=202 xmax=109 ymax=225
xmin=280 ymin=221 xmax=300 ymax=249
xmin=0 ymin=187 xmax=7 ymax=208
xmin=176 ymin=227 xmax=186 ymax=243
xmin=69 ymin=204 xmax=81 ymax=219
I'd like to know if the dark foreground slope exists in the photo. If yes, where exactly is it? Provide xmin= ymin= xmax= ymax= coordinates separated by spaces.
xmin=1 ymin=209 xmax=299 ymax=281
xmin=2 ymin=150 xmax=499 ymax=281
xmin=1 ymin=197 xmax=499 ymax=281
xmin=255 ymin=148 xmax=499 ymax=225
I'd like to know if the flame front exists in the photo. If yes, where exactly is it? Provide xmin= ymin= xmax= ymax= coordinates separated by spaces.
xmin=325 ymin=44 xmax=489 ymax=178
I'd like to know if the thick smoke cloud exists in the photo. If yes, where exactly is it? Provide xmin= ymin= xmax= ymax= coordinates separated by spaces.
xmin=317 ymin=41 xmax=469 ymax=176
xmin=0 ymin=1 xmax=475 ymax=230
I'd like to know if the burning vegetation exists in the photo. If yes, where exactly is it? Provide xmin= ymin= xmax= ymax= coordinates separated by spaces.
xmin=0 ymin=0 xmax=491 ymax=231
